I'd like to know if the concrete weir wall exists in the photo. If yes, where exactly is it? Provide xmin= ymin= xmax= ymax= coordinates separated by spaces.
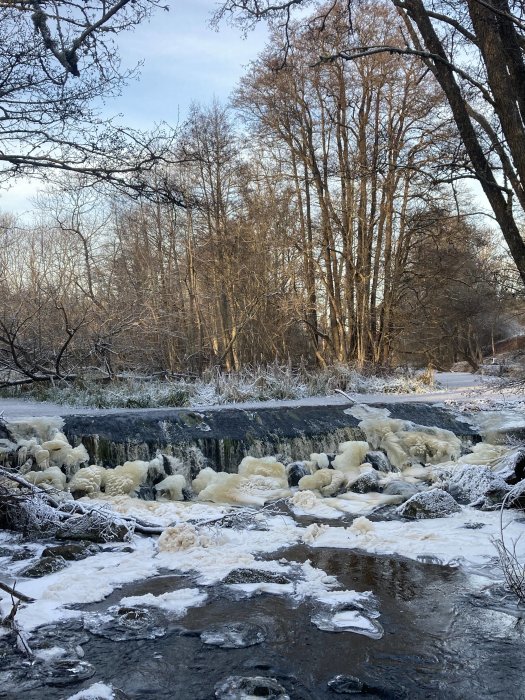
xmin=63 ymin=402 xmax=479 ymax=475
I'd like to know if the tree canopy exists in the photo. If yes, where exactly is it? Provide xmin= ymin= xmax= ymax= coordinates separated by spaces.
xmin=216 ymin=0 xmax=525 ymax=285
xmin=0 ymin=0 xmax=182 ymax=201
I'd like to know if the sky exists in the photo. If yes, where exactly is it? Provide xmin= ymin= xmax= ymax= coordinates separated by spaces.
xmin=0 ymin=0 xmax=268 ymax=215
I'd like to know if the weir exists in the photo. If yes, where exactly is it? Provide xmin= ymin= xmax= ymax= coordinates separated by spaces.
xmin=63 ymin=402 xmax=479 ymax=474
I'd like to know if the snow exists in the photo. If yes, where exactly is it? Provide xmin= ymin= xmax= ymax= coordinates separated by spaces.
xmin=304 ymin=508 xmax=525 ymax=571
xmin=66 ymin=683 xmax=116 ymax=700
xmin=119 ymin=588 xmax=207 ymax=615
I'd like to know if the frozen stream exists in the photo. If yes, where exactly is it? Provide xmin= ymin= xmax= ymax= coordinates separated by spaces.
xmin=1 ymin=387 xmax=525 ymax=699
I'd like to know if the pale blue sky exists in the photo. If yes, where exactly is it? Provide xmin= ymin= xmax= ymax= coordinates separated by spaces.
xmin=1 ymin=1 xmax=268 ymax=214
xmin=109 ymin=0 xmax=268 ymax=128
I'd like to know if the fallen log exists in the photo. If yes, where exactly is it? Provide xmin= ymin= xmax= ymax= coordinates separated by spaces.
xmin=0 ymin=467 xmax=163 ymax=538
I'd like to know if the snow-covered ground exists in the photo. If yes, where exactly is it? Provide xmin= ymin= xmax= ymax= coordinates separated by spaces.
xmin=0 ymin=372 xmax=520 ymax=420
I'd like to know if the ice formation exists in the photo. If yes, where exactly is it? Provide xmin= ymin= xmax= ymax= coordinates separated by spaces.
xmin=25 ymin=466 xmax=67 ymax=491
xmin=69 ymin=466 xmax=107 ymax=496
xmin=195 ymin=469 xmax=290 ymax=506
xmin=298 ymin=468 xmax=346 ymax=496
xmin=237 ymin=455 xmax=287 ymax=486
xmin=119 ymin=588 xmax=207 ymax=615
xmin=192 ymin=466 xmax=220 ymax=494
xmin=332 ymin=441 xmax=370 ymax=471
xmin=154 ymin=474 xmax=187 ymax=501
xmin=348 ymin=405 xmax=462 ymax=469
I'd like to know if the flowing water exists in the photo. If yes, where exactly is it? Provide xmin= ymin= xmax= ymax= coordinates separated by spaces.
xmin=3 ymin=546 xmax=525 ymax=700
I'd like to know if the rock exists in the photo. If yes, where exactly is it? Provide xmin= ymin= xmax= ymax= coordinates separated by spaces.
xmin=327 ymin=674 xmax=365 ymax=694
xmin=349 ymin=470 xmax=380 ymax=493
xmin=136 ymin=484 xmax=157 ymax=500
xmin=215 ymin=676 xmax=290 ymax=700
xmin=494 ymin=449 xmax=525 ymax=484
xmin=5 ymin=546 xmax=35 ymax=562
xmin=365 ymin=451 xmax=398 ymax=473
xmin=223 ymin=569 xmax=291 ymax=585
xmin=41 ymin=542 xmax=101 ymax=561
xmin=286 ymin=461 xmax=310 ymax=487
xmin=21 ymin=556 xmax=69 ymax=578
xmin=382 ymin=480 xmax=421 ymax=500
xmin=447 ymin=466 xmax=510 ymax=509
xmin=397 ymin=489 xmax=461 ymax=519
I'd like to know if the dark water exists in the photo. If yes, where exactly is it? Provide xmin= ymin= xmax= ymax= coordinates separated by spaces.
xmin=2 ymin=547 xmax=525 ymax=700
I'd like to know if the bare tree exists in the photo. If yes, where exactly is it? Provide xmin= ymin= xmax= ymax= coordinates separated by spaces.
xmin=216 ymin=0 xmax=525 ymax=286
xmin=0 ymin=0 xmax=184 ymax=201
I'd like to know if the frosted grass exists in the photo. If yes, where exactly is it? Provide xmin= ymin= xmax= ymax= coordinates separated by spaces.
xmin=0 ymin=363 xmax=435 ymax=409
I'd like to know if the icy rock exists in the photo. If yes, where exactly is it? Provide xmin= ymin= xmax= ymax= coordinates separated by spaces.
xmin=286 ymin=461 xmax=311 ymax=487
xmin=136 ymin=484 xmax=157 ymax=500
xmin=41 ymin=542 xmax=101 ymax=561
xmin=397 ymin=489 xmax=461 ymax=519
xmin=349 ymin=470 xmax=380 ymax=493
xmin=0 ymin=420 xmax=12 ymax=441
xmin=494 ymin=449 xmax=525 ymax=484
xmin=448 ymin=466 xmax=510 ymax=509
xmin=201 ymin=622 xmax=266 ymax=648
xmin=382 ymin=480 xmax=422 ymax=500
xmin=21 ymin=555 xmax=69 ymax=578
xmin=365 ymin=451 xmax=398 ymax=473
xmin=223 ymin=569 xmax=291 ymax=585
xmin=214 ymin=676 xmax=290 ymax=700
xmin=327 ymin=674 xmax=365 ymax=694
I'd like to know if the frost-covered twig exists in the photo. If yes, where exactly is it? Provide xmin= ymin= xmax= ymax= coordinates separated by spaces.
xmin=0 ymin=467 xmax=61 ymax=507
xmin=0 ymin=581 xmax=34 ymax=603
xmin=492 ymin=485 xmax=525 ymax=602
xmin=1 ymin=586 xmax=33 ymax=659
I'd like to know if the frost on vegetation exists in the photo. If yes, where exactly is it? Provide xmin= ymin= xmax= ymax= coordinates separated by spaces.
xmin=2 ymin=363 xmax=436 ymax=409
